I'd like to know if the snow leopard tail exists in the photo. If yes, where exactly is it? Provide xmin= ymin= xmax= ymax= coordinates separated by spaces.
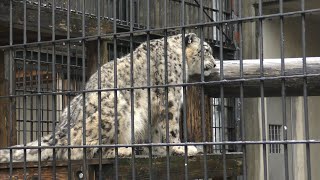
xmin=0 ymin=131 xmax=67 ymax=163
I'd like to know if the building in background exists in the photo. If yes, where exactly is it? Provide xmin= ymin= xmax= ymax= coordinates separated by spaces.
xmin=240 ymin=0 xmax=320 ymax=179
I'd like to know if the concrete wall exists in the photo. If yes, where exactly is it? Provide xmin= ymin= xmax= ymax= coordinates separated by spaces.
xmin=240 ymin=1 xmax=262 ymax=180
xmin=305 ymin=97 xmax=320 ymax=180
xmin=263 ymin=16 xmax=320 ymax=58
xmin=241 ymin=1 xmax=320 ymax=179
xmin=262 ymin=12 xmax=320 ymax=180
xmin=243 ymin=98 xmax=264 ymax=180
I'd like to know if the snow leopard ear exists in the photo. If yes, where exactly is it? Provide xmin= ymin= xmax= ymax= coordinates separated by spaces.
xmin=184 ymin=33 xmax=197 ymax=46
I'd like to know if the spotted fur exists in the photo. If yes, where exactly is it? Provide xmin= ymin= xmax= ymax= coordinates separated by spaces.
xmin=0 ymin=33 xmax=216 ymax=162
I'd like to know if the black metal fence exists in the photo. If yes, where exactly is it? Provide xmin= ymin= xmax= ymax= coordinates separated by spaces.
xmin=0 ymin=0 xmax=319 ymax=179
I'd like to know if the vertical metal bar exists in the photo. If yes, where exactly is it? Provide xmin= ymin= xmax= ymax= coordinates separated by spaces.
xmin=165 ymin=25 xmax=171 ymax=180
xmin=107 ymin=0 xmax=110 ymax=17
xmin=301 ymin=1 xmax=311 ymax=179
xmin=29 ymin=55 xmax=34 ymax=141
xmin=279 ymin=1 xmax=289 ymax=179
xmin=37 ymin=0 xmax=42 ymax=177
xmin=126 ymin=0 xmax=129 ymax=25
xmin=45 ymin=66 xmax=49 ymax=136
xmin=275 ymin=125 xmax=281 ymax=153
xmin=101 ymin=0 xmax=104 ymax=19
xmin=23 ymin=1 xmax=27 ymax=179
xmin=113 ymin=0 xmax=119 ymax=178
xmin=218 ymin=1 xmax=227 ymax=180
xmin=258 ymin=1 xmax=268 ymax=180
xmin=97 ymin=0 xmax=103 ymax=178
xmin=67 ymin=0 xmax=72 ymax=179
xmin=164 ymin=29 xmax=170 ymax=180
xmin=137 ymin=0 xmax=140 ymax=26
xmin=162 ymin=1 xmax=170 ymax=180
xmin=130 ymin=0 xmax=136 ymax=179
xmin=51 ymin=0 xmax=57 ymax=179
xmin=180 ymin=1 xmax=189 ymax=180
xmin=119 ymin=0 xmax=122 ymax=21
xmin=238 ymin=0 xmax=247 ymax=179
xmin=9 ymin=0 xmax=14 ymax=177
xmin=23 ymin=0 xmax=27 ymax=45
xmin=213 ymin=0 xmax=218 ymax=42
xmin=30 ymin=66 xmax=34 ymax=141
xmin=199 ymin=0 xmax=208 ymax=179
xmin=146 ymin=0 xmax=153 ymax=179
xmin=82 ymin=0 xmax=87 ymax=179
xmin=270 ymin=126 xmax=272 ymax=153
xmin=17 ymin=86 xmax=21 ymax=145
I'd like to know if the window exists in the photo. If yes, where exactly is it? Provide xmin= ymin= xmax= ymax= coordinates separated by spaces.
xmin=212 ymin=98 xmax=239 ymax=153
xmin=269 ymin=124 xmax=282 ymax=154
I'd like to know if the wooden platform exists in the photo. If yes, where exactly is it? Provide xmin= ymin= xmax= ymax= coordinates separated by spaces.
xmin=0 ymin=154 xmax=242 ymax=179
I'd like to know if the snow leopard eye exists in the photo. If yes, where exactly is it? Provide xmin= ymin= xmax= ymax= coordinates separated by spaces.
xmin=198 ymin=48 xmax=209 ymax=54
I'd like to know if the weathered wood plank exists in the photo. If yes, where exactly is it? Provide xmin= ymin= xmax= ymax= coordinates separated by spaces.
xmin=0 ymin=159 xmax=112 ymax=169
xmin=0 ymin=0 xmax=113 ymax=39
xmin=0 ymin=50 xmax=9 ymax=148
xmin=0 ymin=166 xmax=70 ymax=180
xmin=196 ymin=57 xmax=320 ymax=97
xmin=0 ymin=154 xmax=242 ymax=179
xmin=0 ymin=51 xmax=17 ymax=148
xmin=0 ymin=159 xmax=111 ymax=179
xmin=93 ymin=154 xmax=243 ymax=179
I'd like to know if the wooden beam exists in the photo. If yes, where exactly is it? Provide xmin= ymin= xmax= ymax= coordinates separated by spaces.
xmin=0 ymin=154 xmax=242 ymax=179
xmin=0 ymin=51 xmax=17 ymax=147
xmin=0 ymin=159 xmax=109 ymax=179
xmin=0 ymin=50 xmax=8 ymax=148
xmin=87 ymin=40 xmax=109 ymax=77
xmin=196 ymin=57 xmax=320 ymax=97
xmin=96 ymin=154 xmax=242 ymax=179
xmin=0 ymin=0 xmax=113 ymax=39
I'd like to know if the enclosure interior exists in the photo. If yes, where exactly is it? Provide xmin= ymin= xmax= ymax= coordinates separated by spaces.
xmin=0 ymin=0 xmax=320 ymax=180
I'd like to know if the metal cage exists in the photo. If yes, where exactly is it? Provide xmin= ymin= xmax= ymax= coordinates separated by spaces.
xmin=0 ymin=0 xmax=319 ymax=180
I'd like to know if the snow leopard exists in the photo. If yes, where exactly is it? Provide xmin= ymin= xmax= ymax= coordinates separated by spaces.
xmin=0 ymin=33 xmax=216 ymax=162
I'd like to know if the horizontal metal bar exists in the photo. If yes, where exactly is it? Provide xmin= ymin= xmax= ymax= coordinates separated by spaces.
xmin=1 ymin=8 xmax=320 ymax=50
xmin=1 ymin=72 xmax=320 ymax=99
xmin=1 ymin=140 xmax=320 ymax=151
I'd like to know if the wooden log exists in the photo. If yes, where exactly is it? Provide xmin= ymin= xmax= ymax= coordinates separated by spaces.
xmin=193 ymin=57 xmax=320 ymax=97
xmin=181 ymin=86 xmax=212 ymax=152
xmin=0 ymin=50 xmax=9 ymax=148
xmin=0 ymin=51 xmax=16 ymax=147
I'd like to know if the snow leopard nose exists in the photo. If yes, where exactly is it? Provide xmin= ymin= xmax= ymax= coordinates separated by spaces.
xmin=214 ymin=63 xmax=216 ymax=68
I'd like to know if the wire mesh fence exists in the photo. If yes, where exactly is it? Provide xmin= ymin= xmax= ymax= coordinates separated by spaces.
xmin=0 ymin=0 xmax=319 ymax=179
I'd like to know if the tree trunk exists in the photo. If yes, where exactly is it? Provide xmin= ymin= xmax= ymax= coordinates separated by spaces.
xmin=0 ymin=51 xmax=17 ymax=147
xmin=180 ymin=86 xmax=212 ymax=152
